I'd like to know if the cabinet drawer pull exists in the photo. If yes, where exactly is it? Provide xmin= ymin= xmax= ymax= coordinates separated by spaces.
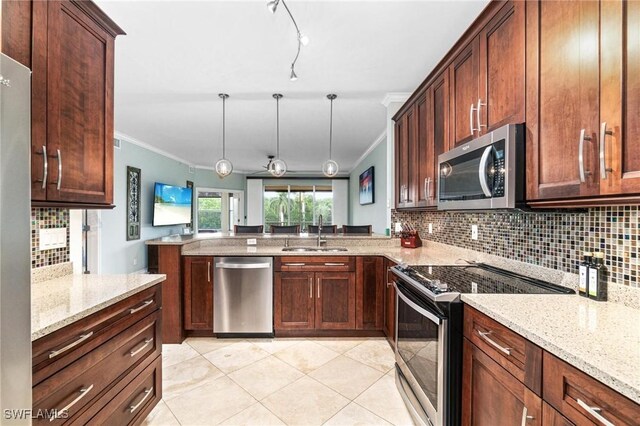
xmin=36 ymin=146 xmax=48 ymax=189
xmin=309 ymin=277 xmax=313 ymax=298
xmin=317 ymin=277 xmax=321 ymax=298
xmin=521 ymin=406 xmax=534 ymax=426
xmin=49 ymin=332 xmax=94 ymax=359
xmin=130 ymin=338 xmax=154 ymax=357
xmin=284 ymin=263 xmax=306 ymax=266
xmin=56 ymin=148 xmax=62 ymax=190
xmin=476 ymin=98 xmax=486 ymax=131
xmin=576 ymin=398 xmax=614 ymax=426
xmin=130 ymin=300 xmax=153 ymax=314
xmin=129 ymin=388 xmax=153 ymax=414
xmin=324 ymin=262 xmax=345 ymax=266
xmin=579 ymin=129 xmax=593 ymax=183
xmin=49 ymin=384 xmax=94 ymax=421
xmin=469 ymin=103 xmax=477 ymax=136
xmin=208 ymin=261 xmax=211 ymax=282
xmin=477 ymin=329 xmax=511 ymax=356
xmin=599 ymin=122 xmax=613 ymax=180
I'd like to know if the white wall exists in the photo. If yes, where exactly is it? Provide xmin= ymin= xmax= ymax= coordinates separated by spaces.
xmin=246 ymin=179 xmax=263 ymax=227
xmin=332 ymin=180 xmax=349 ymax=229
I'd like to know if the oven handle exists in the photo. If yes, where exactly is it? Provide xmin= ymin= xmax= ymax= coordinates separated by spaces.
xmin=394 ymin=282 xmax=442 ymax=325
xmin=478 ymin=145 xmax=493 ymax=197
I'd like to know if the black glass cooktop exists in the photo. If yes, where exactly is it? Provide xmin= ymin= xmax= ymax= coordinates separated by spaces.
xmin=391 ymin=263 xmax=574 ymax=302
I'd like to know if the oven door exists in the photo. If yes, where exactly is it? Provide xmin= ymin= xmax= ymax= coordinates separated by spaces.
xmin=395 ymin=280 xmax=446 ymax=426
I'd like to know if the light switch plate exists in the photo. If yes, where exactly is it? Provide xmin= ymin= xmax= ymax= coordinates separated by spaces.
xmin=471 ymin=225 xmax=478 ymax=240
xmin=394 ymin=222 xmax=402 ymax=233
xmin=428 ymin=223 xmax=433 ymax=234
xmin=247 ymin=238 xmax=257 ymax=245
xmin=39 ymin=227 xmax=67 ymax=250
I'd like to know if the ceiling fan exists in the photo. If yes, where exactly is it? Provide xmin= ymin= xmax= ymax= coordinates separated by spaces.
xmin=248 ymin=155 xmax=311 ymax=176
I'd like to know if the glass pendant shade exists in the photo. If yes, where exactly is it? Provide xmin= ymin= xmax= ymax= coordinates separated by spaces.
xmin=215 ymin=158 xmax=233 ymax=178
xmin=270 ymin=158 xmax=287 ymax=177
xmin=322 ymin=159 xmax=339 ymax=177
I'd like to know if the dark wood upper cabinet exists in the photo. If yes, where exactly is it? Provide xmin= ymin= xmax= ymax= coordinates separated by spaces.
xmin=478 ymin=0 xmax=525 ymax=132
xmin=414 ymin=91 xmax=434 ymax=207
xmin=449 ymin=38 xmax=480 ymax=147
xmin=274 ymin=272 xmax=315 ymax=331
xmin=183 ymin=256 xmax=214 ymax=331
xmin=395 ymin=108 xmax=418 ymax=209
xmin=356 ymin=256 xmax=384 ymax=330
xmin=1 ymin=0 xmax=33 ymax=68
xmin=23 ymin=0 xmax=125 ymax=207
xmin=526 ymin=0 xmax=601 ymax=201
xmin=315 ymin=272 xmax=356 ymax=330
xmin=462 ymin=338 xmax=542 ymax=426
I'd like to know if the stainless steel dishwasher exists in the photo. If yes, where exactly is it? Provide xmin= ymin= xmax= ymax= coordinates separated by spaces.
xmin=214 ymin=257 xmax=273 ymax=336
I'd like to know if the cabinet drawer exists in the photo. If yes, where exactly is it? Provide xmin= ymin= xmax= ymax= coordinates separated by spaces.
xmin=463 ymin=305 xmax=542 ymax=394
xmin=543 ymin=352 xmax=640 ymax=426
xmin=33 ymin=311 xmax=161 ymax=424
xmin=33 ymin=285 xmax=161 ymax=384
xmin=276 ymin=256 xmax=355 ymax=272
xmin=86 ymin=355 xmax=161 ymax=426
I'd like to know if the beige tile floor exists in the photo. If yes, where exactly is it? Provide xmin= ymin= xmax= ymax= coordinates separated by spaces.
xmin=142 ymin=338 xmax=415 ymax=426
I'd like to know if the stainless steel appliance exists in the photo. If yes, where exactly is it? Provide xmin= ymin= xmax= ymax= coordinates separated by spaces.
xmin=437 ymin=123 xmax=524 ymax=210
xmin=391 ymin=263 xmax=574 ymax=426
xmin=214 ymin=257 xmax=274 ymax=336
xmin=0 ymin=53 xmax=32 ymax=422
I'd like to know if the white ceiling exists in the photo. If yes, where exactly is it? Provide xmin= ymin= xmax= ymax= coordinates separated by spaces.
xmin=96 ymin=0 xmax=489 ymax=174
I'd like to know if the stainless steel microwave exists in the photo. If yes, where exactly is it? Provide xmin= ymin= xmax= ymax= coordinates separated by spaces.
xmin=437 ymin=123 xmax=524 ymax=210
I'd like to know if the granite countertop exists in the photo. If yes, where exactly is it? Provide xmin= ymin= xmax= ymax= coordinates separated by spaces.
xmin=462 ymin=293 xmax=640 ymax=404
xmin=31 ymin=273 xmax=166 ymax=341
xmin=146 ymin=232 xmax=391 ymax=245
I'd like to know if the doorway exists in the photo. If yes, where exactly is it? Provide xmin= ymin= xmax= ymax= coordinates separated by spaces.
xmin=195 ymin=188 xmax=244 ymax=233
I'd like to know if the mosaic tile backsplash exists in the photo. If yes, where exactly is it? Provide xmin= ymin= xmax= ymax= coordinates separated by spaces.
xmin=31 ymin=208 xmax=70 ymax=268
xmin=392 ymin=206 xmax=639 ymax=288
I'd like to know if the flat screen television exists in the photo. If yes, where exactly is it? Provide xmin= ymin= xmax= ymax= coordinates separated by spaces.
xmin=152 ymin=182 xmax=193 ymax=227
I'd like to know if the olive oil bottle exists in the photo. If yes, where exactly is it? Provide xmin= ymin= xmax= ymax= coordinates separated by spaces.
xmin=588 ymin=252 xmax=608 ymax=301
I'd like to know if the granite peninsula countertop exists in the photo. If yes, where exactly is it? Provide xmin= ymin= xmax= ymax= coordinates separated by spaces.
xmin=462 ymin=293 xmax=640 ymax=404
xmin=31 ymin=273 xmax=166 ymax=341
xmin=146 ymin=232 xmax=392 ymax=246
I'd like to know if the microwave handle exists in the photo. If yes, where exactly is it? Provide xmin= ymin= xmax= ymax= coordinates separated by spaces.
xmin=478 ymin=146 xmax=493 ymax=197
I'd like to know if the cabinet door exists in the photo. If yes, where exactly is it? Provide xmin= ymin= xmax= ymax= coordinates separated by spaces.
xmin=600 ymin=0 xmax=640 ymax=196
xmin=478 ymin=0 xmax=525 ymax=133
xmin=415 ymin=91 xmax=436 ymax=207
xmin=432 ymin=72 xmax=450 ymax=202
xmin=274 ymin=272 xmax=315 ymax=330
xmin=383 ymin=262 xmax=397 ymax=347
xmin=542 ymin=402 xmax=574 ymax=426
xmin=526 ymin=0 xmax=600 ymax=200
xmin=315 ymin=272 xmax=356 ymax=330
xmin=394 ymin=117 xmax=408 ymax=208
xmin=356 ymin=257 xmax=384 ymax=330
xmin=183 ymin=257 xmax=213 ymax=330
xmin=462 ymin=339 xmax=542 ymax=426
xmin=449 ymin=38 xmax=480 ymax=147
xmin=45 ymin=0 xmax=115 ymax=204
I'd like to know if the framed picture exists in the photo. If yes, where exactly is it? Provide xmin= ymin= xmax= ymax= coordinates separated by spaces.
xmin=126 ymin=166 xmax=141 ymax=241
xmin=359 ymin=166 xmax=375 ymax=205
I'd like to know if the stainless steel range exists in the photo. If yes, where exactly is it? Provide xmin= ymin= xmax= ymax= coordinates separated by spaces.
xmin=390 ymin=263 xmax=574 ymax=426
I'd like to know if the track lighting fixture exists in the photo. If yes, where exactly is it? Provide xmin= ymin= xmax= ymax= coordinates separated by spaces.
xmin=270 ymin=94 xmax=287 ymax=177
xmin=215 ymin=94 xmax=233 ymax=178
xmin=322 ymin=94 xmax=339 ymax=177
xmin=267 ymin=0 xmax=307 ymax=81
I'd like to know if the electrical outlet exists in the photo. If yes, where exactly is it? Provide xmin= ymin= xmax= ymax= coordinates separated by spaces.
xmin=133 ymin=256 xmax=138 ymax=266
xmin=394 ymin=222 xmax=402 ymax=233
xmin=428 ymin=223 xmax=433 ymax=234
xmin=247 ymin=238 xmax=257 ymax=245
xmin=471 ymin=225 xmax=478 ymax=240
xmin=472 ymin=282 xmax=478 ymax=293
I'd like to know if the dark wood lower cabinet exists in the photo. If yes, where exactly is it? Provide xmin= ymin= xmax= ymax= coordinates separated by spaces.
xmin=462 ymin=338 xmax=542 ymax=426
xmin=148 ymin=245 xmax=183 ymax=343
xmin=315 ymin=272 xmax=356 ymax=330
xmin=356 ymin=256 xmax=384 ymax=330
xmin=542 ymin=402 xmax=574 ymax=426
xmin=183 ymin=256 xmax=214 ymax=330
xmin=274 ymin=272 xmax=315 ymax=330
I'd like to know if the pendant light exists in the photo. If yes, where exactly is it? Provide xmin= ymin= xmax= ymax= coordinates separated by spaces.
xmin=270 ymin=93 xmax=287 ymax=177
xmin=215 ymin=93 xmax=233 ymax=178
xmin=322 ymin=94 xmax=339 ymax=177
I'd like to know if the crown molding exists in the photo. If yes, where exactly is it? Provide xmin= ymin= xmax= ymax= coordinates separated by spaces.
xmin=349 ymin=130 xmax=386 ymax=173
xmin=381 ymin=92 xmax=411 ymax=107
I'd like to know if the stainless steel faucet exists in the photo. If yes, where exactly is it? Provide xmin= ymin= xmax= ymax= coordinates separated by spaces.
xmin=317 ymin=214 xmax=325 ymax=247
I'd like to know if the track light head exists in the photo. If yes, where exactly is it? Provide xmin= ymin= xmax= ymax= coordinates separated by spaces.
xmin=290 ymin=68 xmax=298 ymax=82
xmin=267 ymin=0 xmax=279 ymax=14
xmin=298 ymin=33 xmax=309 ymax=46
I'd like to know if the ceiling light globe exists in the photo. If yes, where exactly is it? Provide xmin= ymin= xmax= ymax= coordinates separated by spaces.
xmin=322 ymin=159 xmax=339 ymax=177
xmin=269 ymin=158 xmax=287 ymax=177
xmin=215 ymin=158 xmax=233 ymax=178
xmin=299 ymin=33 xmax=309 ymax=46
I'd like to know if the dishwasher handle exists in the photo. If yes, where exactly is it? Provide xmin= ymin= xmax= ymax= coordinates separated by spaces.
xmin=215 ymin=262 xmax=271 ymax=269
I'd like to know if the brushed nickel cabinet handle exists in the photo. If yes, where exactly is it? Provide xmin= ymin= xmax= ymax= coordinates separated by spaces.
xmin=579 ymin=129 xmax=593 ymax=183
xmin=130 ymin=338 xmax=154 ymax=357
xmin=129 ymin=300 xmax=153 ymax=314
xmin=470 ymin=103 xmax=477 ymax=136
xmin=49 ymin=384 xmax=94 ymax=421
xmin=129 ymin=388 xmax=153 ymax=414
xmin=36 ymin=146 xmax=48 ymax=189
xmin=477 ymin=329 xmax=511 ymax=356
xmin=49 ymin=332 xmax=94 ymax=359
xmin=576 ymin=398 xmax=614 ymax=426
xmin=309 ymin=277 xmax=313 ymax=298
xmin=317 ymin=277 xmax=320 ymax=298
xmin=324 ymin=263 xmax=345 ymax=266
xmin=476 ymin=98 xmax=486 ymax=132
xmin=208 ymin=261 xmax=211 ymax=282
xmin=285 ymin=263 xmax=306 ymax=266
xmin=599 ymin=122 xmax=613 ymax=180
xmin=56 ymin=149 xmax=62 ymax=190
xmin=521 ymin=406 xmax=534 ymax=426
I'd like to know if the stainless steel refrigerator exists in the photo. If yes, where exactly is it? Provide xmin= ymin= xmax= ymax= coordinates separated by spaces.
xmin=0 ymin=53 xmax=32 ymax=423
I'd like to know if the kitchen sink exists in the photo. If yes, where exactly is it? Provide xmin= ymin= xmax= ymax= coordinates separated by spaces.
xmin=281 ymin=247 xmax=348 ymax=252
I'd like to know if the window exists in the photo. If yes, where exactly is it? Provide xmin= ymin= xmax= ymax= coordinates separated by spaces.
xmin=196 ymin=188 xmax=244 ymax=233
xmin=197 ymin=191 xmax=222 ymax=232
xmin=264 ymin=185 xmax=332 ymax=232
